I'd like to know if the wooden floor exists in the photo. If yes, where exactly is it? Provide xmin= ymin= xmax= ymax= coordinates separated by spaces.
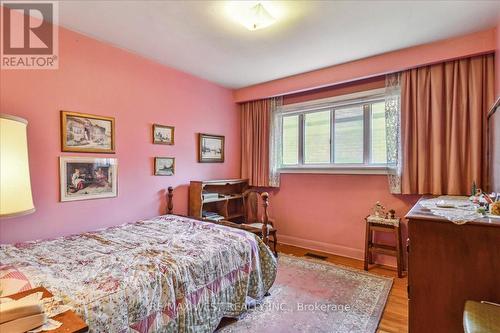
xmin=277 ymin=243 xmax=408 ymax=333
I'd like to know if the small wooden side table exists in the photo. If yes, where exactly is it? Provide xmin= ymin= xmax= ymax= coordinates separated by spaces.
xmin=364 ymin=215 xmax=404 ymax=278
xmin=7 ymin=287 xmax=88 ymax=333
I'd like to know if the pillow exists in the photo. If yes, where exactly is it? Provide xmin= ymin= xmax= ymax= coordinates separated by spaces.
xmin=0 ymin=265 xmax=32 ymax=297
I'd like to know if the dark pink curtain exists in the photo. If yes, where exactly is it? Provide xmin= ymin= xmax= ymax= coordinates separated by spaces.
xmin=240 ymin=99 xmax=271 ymax=187
xmin=401 ymin=54 xmax=495 ymax=195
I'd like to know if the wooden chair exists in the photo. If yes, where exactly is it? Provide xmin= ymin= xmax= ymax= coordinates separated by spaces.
xmin=242 ymin=189 xmax=278 ymax=256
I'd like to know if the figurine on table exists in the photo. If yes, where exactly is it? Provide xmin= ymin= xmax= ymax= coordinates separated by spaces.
xmin=372 ymin=201 xmax=386 ymax=217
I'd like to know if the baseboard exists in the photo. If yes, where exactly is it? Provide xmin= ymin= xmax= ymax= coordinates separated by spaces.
xmin=278 ymin=234 xmax=398 ymax=268
xmin=278 ymin=234 xmax=365 ymax=261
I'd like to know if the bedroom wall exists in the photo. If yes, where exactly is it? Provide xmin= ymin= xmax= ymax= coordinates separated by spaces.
xmin=0 ymin=21 xmax=240 ymax=243
xmin=269 ymin=175 xmax=419 ymax=262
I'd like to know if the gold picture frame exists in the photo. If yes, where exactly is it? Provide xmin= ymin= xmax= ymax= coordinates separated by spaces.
xmin=198 ymin=133 xmax=225 ymax=163
xmin=61 ymin=111 xmax=115 ymax=153
xmin=59 ymin=156 xmax=118 ymax=202
xmin=153 ymin=124 xmax=175 ymax=145
xmin=154 ymin=157 xmax=175 ymax=176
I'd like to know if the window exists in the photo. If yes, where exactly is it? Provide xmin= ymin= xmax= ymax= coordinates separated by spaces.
xmin=304 ymin=110 xmax=331 ymax=164
xmin=278 ymin=89 xmax=387 ymax=173
xmin=282 ymin=115 xmax=299 ymax=165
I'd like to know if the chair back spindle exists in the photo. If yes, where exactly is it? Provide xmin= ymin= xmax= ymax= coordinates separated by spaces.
xmin=261 ymin=192 xmax=269 ymax=245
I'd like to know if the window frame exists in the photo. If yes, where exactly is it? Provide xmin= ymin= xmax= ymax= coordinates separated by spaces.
xmin=277 ymin=88 xmax=388 ymax=175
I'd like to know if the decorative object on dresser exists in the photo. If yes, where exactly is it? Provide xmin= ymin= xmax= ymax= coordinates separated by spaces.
xmin=3 ymin=287 xmax=88 ymax=333
xmin=154 ymin=157 xmax=174 ymax=176
xmin=0 ymin=114 xmax=35 ymax=218
xmin=60 ymin=111 xmax=115 ymax=153
xmin=152 ymin=124 xmax=174 ymax=145
xmin=189 ymin=179 xmax=248 ymax=222
xmin=364 ymin=202 xmax=404 ymax=278
xmin=59 ymin=156 xmax=117 ymax=202
xmin=406 ymin=197 xmax=500 ymax=333
xmin=198 ymin=133 xmax=224 ymax=162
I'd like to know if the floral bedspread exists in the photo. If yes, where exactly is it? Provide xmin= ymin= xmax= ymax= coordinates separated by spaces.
xmin=0 ymin=215 xmax=277 ymax=332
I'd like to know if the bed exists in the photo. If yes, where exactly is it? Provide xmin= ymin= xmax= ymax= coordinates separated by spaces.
xmin=0 ymin=189 xmax=277 ymax=332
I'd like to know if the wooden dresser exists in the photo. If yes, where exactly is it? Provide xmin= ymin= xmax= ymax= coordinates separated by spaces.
xmin=406 ymin=199 xmax=500 ymax=333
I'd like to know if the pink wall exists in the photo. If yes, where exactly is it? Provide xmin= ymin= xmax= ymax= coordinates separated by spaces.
xmin=0 ymin=25 xmax=240 ymax=243
xmin=234 ymin=28 xmax=496 ymax=102
xmin=268 ymin=174 xmax=419 ymax=263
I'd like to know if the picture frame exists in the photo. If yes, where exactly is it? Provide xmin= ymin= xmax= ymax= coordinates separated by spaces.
xmin=198 ymin=133 xmax=225 ymax=163
xmin=153 ymin=124 xmax=175 ymax=145
xmin=60 ymin=156 xmax=118 ymax=202
xmin=61 ymin=111 xmax=115 ymax=153
xmin=154 ymin=157 xmax=175 ymax=176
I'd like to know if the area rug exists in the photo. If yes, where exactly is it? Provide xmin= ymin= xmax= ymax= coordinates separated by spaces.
xmin=217 ymin=254 xmax=393 ymax=333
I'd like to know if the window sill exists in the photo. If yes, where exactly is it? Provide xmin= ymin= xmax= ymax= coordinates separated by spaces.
xmin=279 ymin=165 xmax=388 ymax=175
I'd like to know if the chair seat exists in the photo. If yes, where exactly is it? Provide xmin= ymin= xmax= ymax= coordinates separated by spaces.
xmin=366 ymin=215 xmax=400 ymax=226
xmin=247 ymin=223 xmax=275 ymax=231
xmin=464 ymin=301 xmax=500 ymax=333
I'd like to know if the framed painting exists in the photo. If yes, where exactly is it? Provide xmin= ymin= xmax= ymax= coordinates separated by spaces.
xmin=153 ymin=124 xmax=174 ymax=145
xmin=61 ymin=111 xmax=115 ymax=153
xmin=198 ymin=133 xmax=224 ymax=163
xmin=60 ymin=156 xmax=118 ymax=202
xmin=154 ymin=157 xmax=175 ymax=176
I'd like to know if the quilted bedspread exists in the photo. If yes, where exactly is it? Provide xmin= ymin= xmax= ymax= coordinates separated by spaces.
xmin=0 ymin=215 xmax=277 ymax=332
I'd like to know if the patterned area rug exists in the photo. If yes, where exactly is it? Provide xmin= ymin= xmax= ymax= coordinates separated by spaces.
xmin=217 ymin=254 xmax=392 ymax=333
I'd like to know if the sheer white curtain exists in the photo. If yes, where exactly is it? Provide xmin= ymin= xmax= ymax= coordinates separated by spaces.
xmin=385 ymin=73 xmax=402 ymax=194
xmin=269 ymin=96 xmax=283 ymax=187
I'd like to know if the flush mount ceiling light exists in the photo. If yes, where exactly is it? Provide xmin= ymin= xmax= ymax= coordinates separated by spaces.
xmin=243 ymin=2 xmax=276 ymax=30
xmin=226 ymin=1 xmax=279 ymax=31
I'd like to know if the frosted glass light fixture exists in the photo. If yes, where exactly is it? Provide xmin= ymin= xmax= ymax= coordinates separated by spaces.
xmin=227 ymin=1 xmax=277 ymax=31
xmin=0 ymin=114 xmax=35 ymax=218
xmin=244 ymin=2 xmax=276 ymax=30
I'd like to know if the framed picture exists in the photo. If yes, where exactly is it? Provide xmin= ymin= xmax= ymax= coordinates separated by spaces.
xmin=60 ymin=156 xmax=118 ymax=202
xmin=198 ymin=133 xmax=224 ymax=163
xmin=153 ymin=124 xmax=174 ymax=145
xmin=61 ymin=111 xmax=115 ymax=153
xmin=154 ymin=157 xmax=175 ymax=176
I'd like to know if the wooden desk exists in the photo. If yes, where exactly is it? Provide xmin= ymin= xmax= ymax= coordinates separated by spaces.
xmin=8 ymin=287 xmax=88 ymax=333
xmin=406 ymin=199 xmax=500 ymax=333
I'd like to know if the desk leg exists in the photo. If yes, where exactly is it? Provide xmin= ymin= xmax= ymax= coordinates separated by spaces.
xmin=396 ymin=225 xmax=403 ymax=278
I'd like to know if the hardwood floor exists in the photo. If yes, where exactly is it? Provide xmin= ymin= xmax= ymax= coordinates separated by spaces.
xmin=277 ymin=243 xmax=408 ymax=333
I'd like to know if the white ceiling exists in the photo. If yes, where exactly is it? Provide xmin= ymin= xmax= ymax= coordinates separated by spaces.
xmin=58 ymin=1 xmax=500 ymax=89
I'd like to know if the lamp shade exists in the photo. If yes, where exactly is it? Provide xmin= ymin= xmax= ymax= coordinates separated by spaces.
xmin=0 ymin=114 xmax=35 ymax=218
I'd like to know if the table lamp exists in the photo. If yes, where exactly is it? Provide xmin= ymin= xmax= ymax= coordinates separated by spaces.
xmin=0 ymin=114 xmax=35 ymax=218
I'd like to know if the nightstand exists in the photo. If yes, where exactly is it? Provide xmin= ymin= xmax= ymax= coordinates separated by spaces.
xmin=7 ymin=287 xmax=88 ymax=333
